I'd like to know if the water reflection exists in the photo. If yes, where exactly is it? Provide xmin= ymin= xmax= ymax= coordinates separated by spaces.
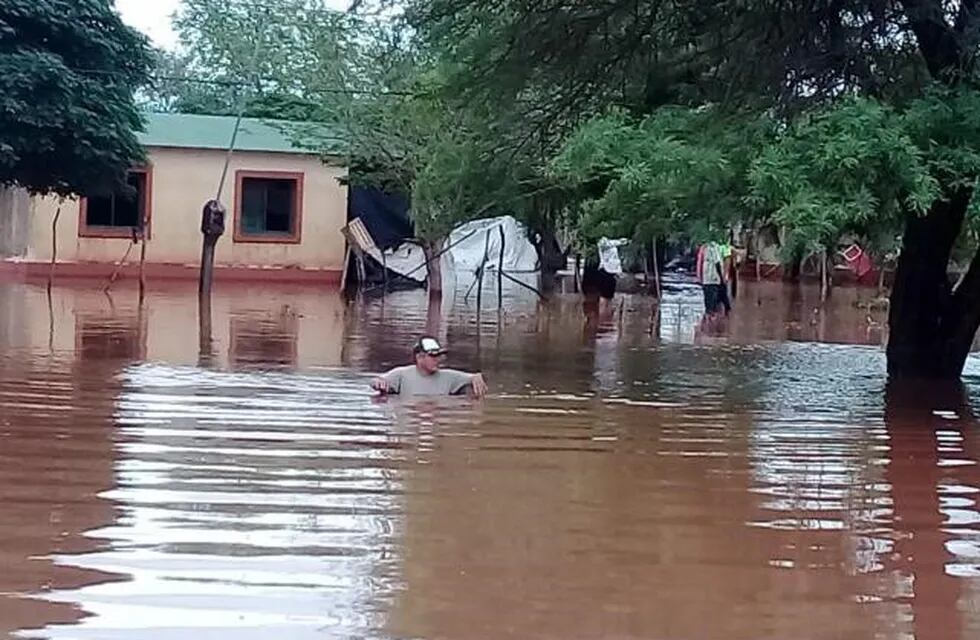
xmin=0 ymin=278 xmax=979 ymax=639
xmin=883 ymin=381 xmax=980 ymax=640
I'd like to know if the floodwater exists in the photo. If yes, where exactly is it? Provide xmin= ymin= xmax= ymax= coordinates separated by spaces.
xmin=1 ymin=275 xmax=979 ymax=640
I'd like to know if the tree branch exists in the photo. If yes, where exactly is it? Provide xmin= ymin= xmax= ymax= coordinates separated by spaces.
xmin=899 ymin=0 xmax=965 ymax=79
xmin=955 ymin=0 xmax=980 ymax=33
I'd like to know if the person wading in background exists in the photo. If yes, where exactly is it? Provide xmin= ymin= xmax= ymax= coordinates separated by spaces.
xmin=697 ymin=240 xmax=729 ymax=319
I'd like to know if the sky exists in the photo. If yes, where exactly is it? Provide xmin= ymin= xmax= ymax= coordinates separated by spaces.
xmin=115 ymin=0 xmax=351 ymax=50
xmin=116 ymin=0 xmax=182 ymax=49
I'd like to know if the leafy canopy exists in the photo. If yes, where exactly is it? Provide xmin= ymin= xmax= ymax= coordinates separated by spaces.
xmin=0 ymin=0 xmax=152 ymax=196
xmin=551 ymin=107 xmax=772 ymax=245
xmin=749 ymin=96 xmax=939 ymax=257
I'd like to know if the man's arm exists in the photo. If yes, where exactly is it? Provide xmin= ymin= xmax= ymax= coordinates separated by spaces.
xmin=372 ymin=368 xmax=401 ymax=394
xmin=444 ymin=369 xmax=488 ymax=398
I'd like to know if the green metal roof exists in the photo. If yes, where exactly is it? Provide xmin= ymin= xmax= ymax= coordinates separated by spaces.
xmin=138 ymin=112 xmax=345 ymax=156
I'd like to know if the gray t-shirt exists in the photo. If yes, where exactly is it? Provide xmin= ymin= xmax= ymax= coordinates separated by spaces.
xmin=382 ymin=365 xmax=475 ymax=396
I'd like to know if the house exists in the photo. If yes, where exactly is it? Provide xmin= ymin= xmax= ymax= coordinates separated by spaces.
xmin=0 ymin=113 xmax=348 ymax=283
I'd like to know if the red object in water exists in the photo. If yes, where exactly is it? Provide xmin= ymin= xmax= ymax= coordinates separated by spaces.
xmin=842 ymin=244 xmax=874 ymax=279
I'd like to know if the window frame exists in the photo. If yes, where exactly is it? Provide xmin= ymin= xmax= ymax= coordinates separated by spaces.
xmin=78 ymin=167 xmax=153 ymax=240
xmin=233 ymin=170 xmax=305 ymax=244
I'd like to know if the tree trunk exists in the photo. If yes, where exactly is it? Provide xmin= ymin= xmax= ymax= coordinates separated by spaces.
xmin=426 ymin=289 xmax=442 ymax=335
xmin=498 ymin=225 xmax=505 ymax=310
xmin=138 ymin=234 xmax=147 ymax=305
xmin=784 ymin=254 xmax=802 ymax=283
xmin=652 ymin=238 xmax=662 ymax=299
xmin=477 ymin=229 xmax=491 ymax=312
xmin=423 ymin=238 xmax=445 ymax=299
xmin=886 ymin=0 xmax=980 ymax=379
xmin=887 ymin=188 xmax=974 ymax=379
xmin=48 ymin=206 xmax=61 ymax=290
xmin=820 ymin=249 xmax=829 ymax=302
xmin=534 ymin=226 xmax=567 ymax=291
xmin=729 ymin=248 xmax=739 ymax=300
xmin=573 ymin=254 xmax=580 ymax=293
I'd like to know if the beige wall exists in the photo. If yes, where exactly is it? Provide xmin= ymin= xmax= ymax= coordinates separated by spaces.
xmin=27 ymin=147 xmax=348 ymax=271
xmin=0 ymin=187 xmax=31 ymax=258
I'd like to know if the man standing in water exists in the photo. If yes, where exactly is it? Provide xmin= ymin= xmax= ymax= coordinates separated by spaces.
xmin=371 ymin=336 xmax=488 ymax=398
xmin=699 ymin=240 xmax=729 ymax=317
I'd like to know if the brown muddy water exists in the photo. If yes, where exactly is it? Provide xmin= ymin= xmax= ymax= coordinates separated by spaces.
xmin=1 ymin=276 xmax=979 ymax=640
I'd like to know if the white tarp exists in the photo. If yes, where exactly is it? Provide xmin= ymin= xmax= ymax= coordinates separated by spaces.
xmin=598 ymin=237 xmax=629 ymax=274
xmin=446 ymin=216 xmax=539 ymax=274
xmin=367 ymin=241 xmax=427 ymax=283
xmin=371 ymin=215 xmax=539 ymax=283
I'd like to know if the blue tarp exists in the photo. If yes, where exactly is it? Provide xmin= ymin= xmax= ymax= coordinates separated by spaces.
xmin=347 ymin=186 xmax=413 ymax=251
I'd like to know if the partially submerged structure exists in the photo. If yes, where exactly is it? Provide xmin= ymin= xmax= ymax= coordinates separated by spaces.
xmin=1 ymin=113 xmax=348 ymax=283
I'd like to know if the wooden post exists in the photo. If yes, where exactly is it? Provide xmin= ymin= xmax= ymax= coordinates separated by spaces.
xmin=138 ymin=234 xmax=147 ymax=305
xmin=137 ymin=204 xmax=149 ymax=304
xmin=477 ymin=228 xmax=491 ymax=312
xmin=198 ymin=289 xmax=213 ymax=365
xmin=340 ymin=246 xmax=352 ymax=295
xmin=199 ymin=200 xmax=226 ymax=300
xmin=497 ymin=225 xmax=505 ymax=310
xmin=820 ymin=249 xmax=829 ymax=302
xmin=755 ymin=231 xmax=762 ymax=281
xmin=48 ymin=206 xmax=61 ymax=290
xmin=104 ymin=236 xmax=136 ymax=292
xmin=652 ymin=238 xmax=662 ymax=299
xmin=46 ymin=284 xmax=54 ymax=352
xmin=381 ymin=251 xmax=388 ymax=292
xmin=198 ymin=200 xmax=226 ymax=364
xmin=355 ymin=251 xmax=367 ymax=289
xmin=730 ymin=249 xmax=739 ymax=300
xmin=643 ymin=248 xmax=652 ymax=293
xmin=649 ymin=301 xmax=661 ymax=337
xmin=200 ymin=236 xmax=217 ymax=298
xmin=573 ymin=254 xmax=580 ymax=293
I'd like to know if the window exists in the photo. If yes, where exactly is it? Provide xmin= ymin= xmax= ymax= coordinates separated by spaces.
xmin=79 ymin=169 xmax=151 ymax=239
xmin=234 ymin=171 xmax=304 ymax=243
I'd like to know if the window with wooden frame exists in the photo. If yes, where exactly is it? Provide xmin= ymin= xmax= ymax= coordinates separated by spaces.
xmin=233 ymin=171 xmax=304 ymax=244
xmin=78 ymin=168 xmax=152 ymax=239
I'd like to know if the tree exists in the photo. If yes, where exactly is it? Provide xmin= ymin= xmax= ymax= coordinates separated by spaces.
xmin=748 ymin=97 xmax=938 ymax=270
xmin=168 ymin=0 xmax=524 ymax=297
xmin=345 ymin=66 xmax=521 ymax=296
xmin=404 ymin=0 xmax=980 ymax=380
xmin=552 ymin=107 xmax=771 ymax=249
xmin=139 ymin=49 xmax=237 ymax=115
xmin=0 ymin=0 xmax=152 ymax=196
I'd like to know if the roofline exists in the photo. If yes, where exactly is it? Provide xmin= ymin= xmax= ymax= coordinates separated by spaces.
xmin=144 ymin=143 xmax=347 ymax=160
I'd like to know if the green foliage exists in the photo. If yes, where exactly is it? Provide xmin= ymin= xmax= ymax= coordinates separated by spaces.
xmin=551 ymin=107 xmax=771 ymax=245
xmin=350 ymin=69 xmax=512 ymax=242
xmin=401 ymin=0 xmax=980 ymax=273
xmin=902 ymin=87 xmax=980 ymax=192
xmin=140 ymin=49 xmax=236 ymax=115
xmin=168 ymin=0 xmax=980 ymax=278
xmin=402 ymin=0 xmax=925 ymax=117
xmin=167 ymin=0 xmax=509 ymax=245
xmin=748 ymin=97 xmax=938 ymax=257
xmin=0 ymin=0 xmax=152 ymax=196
